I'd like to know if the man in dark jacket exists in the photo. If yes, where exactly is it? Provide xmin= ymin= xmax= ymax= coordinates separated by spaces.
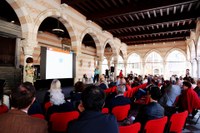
xmin=67 ymin=85 xmax=119 ymax=133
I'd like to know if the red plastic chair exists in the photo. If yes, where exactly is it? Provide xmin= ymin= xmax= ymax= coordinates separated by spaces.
xmin=119 ymin=122 xmax=141 ymax=133
xmin=102 ymin=108 xmax=109 ymax=114
xmin=49 ymin=111 xmax=79 ymax=132
xmin=144 ymin=116 xmax=168 ymax=133
xmin=30 ymin=114 xmax=45 ymax=119
xmin=169 ymin=110 xmax=188 ymax=133
xmin=112 ymin=104 xmax=130 ymax=121
xmin=0 ymin=104 xmax=8 ymax=114
xmin=44 ymin=101 xmax=52 ymax=112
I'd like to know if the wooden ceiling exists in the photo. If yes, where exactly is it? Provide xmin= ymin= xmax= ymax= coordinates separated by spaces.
xmin=61 ymin=0 xmax=200 ymax=45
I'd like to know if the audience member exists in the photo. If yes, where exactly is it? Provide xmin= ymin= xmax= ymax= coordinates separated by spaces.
xmin=177 ymin=81 xmax=200 ymax=114
xmin=70 ymin=81 xmax=85 ymax=109
xmin=194 ymin=79 xmax=200 ymax=97
xmin=46 ymin=79 xmax=74 ymax=120
xmin=135 ymin=86 xmax=164 ymax=128
xmin=67 ymin=85 xmax=119 ymax=133
xmin=98 ymin=75 xmax=108 ymax=90
xmin=109 ymin=80 xmax=131 ymax=111
xmin=0 ymin=82 xmax=48 ymax=133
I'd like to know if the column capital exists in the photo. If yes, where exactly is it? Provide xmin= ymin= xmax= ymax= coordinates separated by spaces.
xmin=22 ymin=39 xmax=37 ymax=56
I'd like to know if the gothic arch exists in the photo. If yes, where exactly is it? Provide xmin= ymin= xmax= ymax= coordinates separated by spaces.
xmin=164 ymin=48 xmax=186 ymax=61
xmin=144 ymin=49 xmax=163 ymax=61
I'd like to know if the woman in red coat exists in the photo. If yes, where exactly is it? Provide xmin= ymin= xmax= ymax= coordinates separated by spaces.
xmin=178 ymin=81 xmax=200 ymax=113
xmin=119 ymin=70 xmax=123 ymax=78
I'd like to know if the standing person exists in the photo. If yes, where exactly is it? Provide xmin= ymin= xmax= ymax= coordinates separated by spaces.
xmin=0 ymin=82 xmax=48 ymax=133
xmin=25 ymin=57 xmax=35 ymax=84
xmin=93 ymin=66 xmax=100 ymax=83
xmin=67 ymin=85 xmax=119 ymax=133
xmin=119 ymin=70 xmax=123 ymax=78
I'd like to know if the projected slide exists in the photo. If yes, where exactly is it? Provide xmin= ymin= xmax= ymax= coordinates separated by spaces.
xmin=45 ymin=49 xmax=73 ymax=79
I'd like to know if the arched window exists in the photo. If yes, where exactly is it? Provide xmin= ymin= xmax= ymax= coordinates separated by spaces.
xmin=145 ymin=51 xmax=163 ymax=75
xmin=127 ymin=53 xmax=141 ymax=75
xmin=117 ymin=55 xmax=124 ymax=75
xmin=102 ymin=57 xmax=108 ymax=74
xmin=166 ymin=50 xmax=186 ymax=78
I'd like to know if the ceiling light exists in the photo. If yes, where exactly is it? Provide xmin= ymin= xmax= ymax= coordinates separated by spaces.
xmin=52 ymin=18 xmax=64 ymax=35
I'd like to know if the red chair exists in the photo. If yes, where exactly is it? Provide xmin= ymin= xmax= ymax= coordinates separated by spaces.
xmin=49 ymin=111 xmax=79 ymax=132
xmin=112 ymin=104 xmax=130 ymax=121
xmin=169 ymin=110 xmax=188 ymax=133
xmin=119 ymin=122 xmax=141 ymax=133
xmin=30 ymin=114 xmax=45 ymax=119
xmin=102 ymin=108 xmax=109 ymax=114
xmin=144 ymin=116 xmax=168 ymax=133
xmin=44 ymin=101 xmax=52 ymax=112
xmin=0 ymin=104 xmax=8 ymax=114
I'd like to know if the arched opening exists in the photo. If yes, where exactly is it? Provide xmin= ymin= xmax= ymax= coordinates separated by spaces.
xmin=0 ymin=1 xmax=22 ymax=90
xmin=35 ymin=17 xmax=71 ymax=80
xmin=103 ymin=43 xmax=112 ymax=75
xmin=80 ymin=33 xmax=97 ymax=80
xmin=166 ymin=50 xmax=186 ymax=79
xmin=102 ymin=57 xmax=108 ymax=75
xmin=0 ymin=1 xmax=21 ymax=66
xmin=145 ymin=51 xmax=163 ymax=75
xmin=127 ymin=53 xmax=141 ymax=75
xmin=117 ymin=52 xmax=124 ymax=76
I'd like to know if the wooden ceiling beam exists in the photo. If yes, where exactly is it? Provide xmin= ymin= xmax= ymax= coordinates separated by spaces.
xmin=86 ymin=0 xmax=197 ymax=20
xmin=126 ymin=37 xmax=185 ymax=45
xmin=118 ymin=29 xmax=190 ymax=40
xmin=104 ymin=13 xmax=197 ymax=31
xmin=124 ymin=33 xmax=189 ymax=42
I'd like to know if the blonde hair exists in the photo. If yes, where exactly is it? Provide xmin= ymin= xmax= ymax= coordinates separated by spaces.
xmin=50 ymin=79 xmax=61 ymax=91
xmin=49 ymin=79 xmax=65 ymax=105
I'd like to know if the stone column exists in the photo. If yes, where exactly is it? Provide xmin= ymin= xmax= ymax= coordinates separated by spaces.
xmin=190 ymin=60 xmax=194 ymax=78
xmin=98 ymin=56 xmax=103 ymax=75
xmin=113 ymin=57 xmax=118 ymax=80
xmin=197 ymin=58 xmax=200 ymax=78
xmin=15 ymin=38 xmax=21 ymax=68
xmin=124 ymin=60 xmax=127 ymax=77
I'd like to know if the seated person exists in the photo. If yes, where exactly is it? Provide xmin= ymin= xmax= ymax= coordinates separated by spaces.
xmin=178 ymin=81 xmax=200 ymax=114
xmin=135 ymin=86 xmax=164 ymax=128
xmin=67 ymin=85 xmax=119 ymax=133
xmin=108 ymin=79 xmax=131 ymax=111
xmin=194 ymin=79 xmax=200 ymax=97
xmin=70 ymin=81 xmax=85 ymax=109
xmin=98 ymin=75 xmax=108 ymax=90
xmin=28 ymin=99 xmax=43 ymax=115
xmin=46 ymin=79 xmax=74 ymax=120
xmin=0 ymin=82 xmax=48 ymax=133
xmin=43 ymin=79 xmax=66 ymax=107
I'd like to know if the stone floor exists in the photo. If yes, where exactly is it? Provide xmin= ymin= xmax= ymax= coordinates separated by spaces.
xmin=183 ymin=112 xmax=200 ymax=133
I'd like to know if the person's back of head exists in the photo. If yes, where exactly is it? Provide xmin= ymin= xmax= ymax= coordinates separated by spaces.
xmin=11 ymin=82 xmax=35 ymax=109
xmin=74 ymin=81 xmax=85 ymax=93
xmin=50 ymin=79 xmax=61 ymax=91
xmin=149 ymin=86 xmax=161 ymax=101
xmin=81 ymin=85 xmax=105 ymax=112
